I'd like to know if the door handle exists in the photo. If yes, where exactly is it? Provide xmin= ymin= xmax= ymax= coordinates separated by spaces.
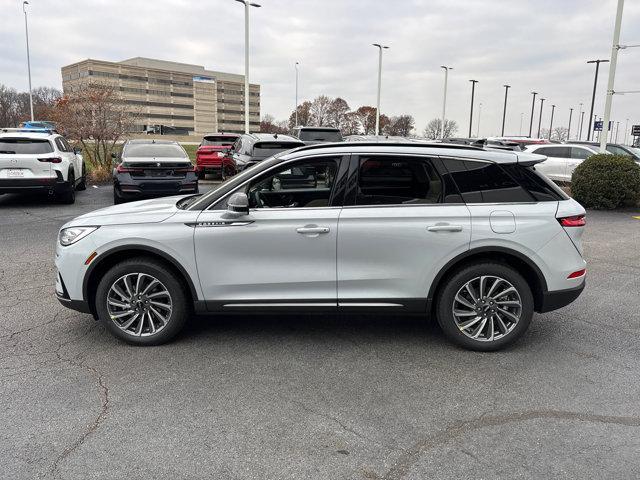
xmin=427 ymin=224 xmax=463 ymax=232
xmin=296 ymin=226 xmax=330 ymax=235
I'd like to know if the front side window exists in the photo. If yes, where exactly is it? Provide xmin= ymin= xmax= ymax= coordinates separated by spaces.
xmin=571 ymin=147 xmax=593 ymax=160
xmin=247 ymin=158 xmax=338 ymax=209
xmin=605 ymin=145 xmax=629 ymax=156
xmin=355 ymin=156 xmax=443 ymax=205
xmin=443 ymin=159 xmax=532 ymax=203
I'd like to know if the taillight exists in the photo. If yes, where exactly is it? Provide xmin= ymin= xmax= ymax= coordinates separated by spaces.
xmin=38 ymin=157 xmax=62 ymax=163
xmin=559 ymin=215 xmax=586 ymax=227
xmin=568 ymin=269 xmax=586 ymax=279
xmin=116 ymin=164 xmax=143 ymax=173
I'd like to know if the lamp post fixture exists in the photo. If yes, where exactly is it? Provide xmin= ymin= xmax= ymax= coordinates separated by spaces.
xmin=586 ymin=59 xmax=609 ymax=143
xmin=372 ymin=43 xmax=389 ymax=136
xmin=22 ymin=1 xmax=34 ymax=121
xmin=235 ymin=0 xmax=261 ymax=134
xmin=440 ymin=65 xmax=453 ymax=139
xmin=537 ymin=97 xmax=545 ymax=138
xmin=528 ymin=92 xmax=537 ymax=137
xmin=501 ymin=84 xmax=511 ymax=136
xmin=294 ymin=62 xmax=299 ymax=127
xmin=468 ymin=80 xmax=478 ymax=137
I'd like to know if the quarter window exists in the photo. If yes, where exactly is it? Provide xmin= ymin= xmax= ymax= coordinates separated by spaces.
xmin=443 ymin=159 xmax=533 ymax=203
xmin=355 ymin=156 xmax=443 ymax=205
xmin=247 ymin=158 xmax=338 ymax=209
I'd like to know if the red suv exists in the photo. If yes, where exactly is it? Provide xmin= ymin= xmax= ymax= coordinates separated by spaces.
xmin=195 ymin=133 xmax=240 ymax=180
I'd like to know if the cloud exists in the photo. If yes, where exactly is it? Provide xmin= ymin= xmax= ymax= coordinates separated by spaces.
xmin=1 ymin=0 xmax=638 ymax=138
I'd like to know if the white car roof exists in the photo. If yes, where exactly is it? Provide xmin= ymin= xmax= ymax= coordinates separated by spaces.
xmin=0 ymin=130 xmax=57 ymax=140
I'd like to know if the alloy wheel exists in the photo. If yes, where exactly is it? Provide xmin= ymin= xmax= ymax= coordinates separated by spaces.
xmin=452 ymin=275 xmax=522 ymax=342
xmin=106 ymin=273 xmax=173 ymax=337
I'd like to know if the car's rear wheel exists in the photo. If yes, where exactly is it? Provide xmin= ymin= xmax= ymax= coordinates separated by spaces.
xmin=76 ymin=163 xmax=87 ymax=191
xmin=95 ymin=258 xmax=188 ymax=345
xmin=113 ymin=188 xmax=124 ymax=204
xmin=197 ymin=170 xmax=205 ymax=180
xmin=436 ymin=262 xmax=533 ymax=351
xmin=58 ymin=171 xmax=76 ymax=204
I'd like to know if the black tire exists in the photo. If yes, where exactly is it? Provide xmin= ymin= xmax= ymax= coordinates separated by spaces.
xmin=113 ymin=187 xmax=124 ymax=204
xmin=58 ymin=171 xmax=76 ymax=204
xmin=436 ymin=262 xmax=534 ymax=351
xmin=197 ymin=170 xmax=205 ymax=180
xmin=76 ymin=163 xmax=87 ymax=191
xmin=95 ymin=257 xmax=189 ymax=346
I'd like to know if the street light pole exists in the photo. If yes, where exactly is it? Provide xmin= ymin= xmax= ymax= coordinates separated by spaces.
xmin=600 ymin=0 xmax=625 ymax=153
xmin=537 ymin=97 xmax=545 ymax=138
xmin=468 ymin=80 xmax=478 ymax=137
xmin=501 ymin=84 xmax=511 ymax=136
xmin=22 ymin=1 xmax=33 ymax=121
xmin=577 ymin=102 xmax=584 ymax=140
xmin=372 ymin=43 xmax=389 ymax=136
xmin=477 ymin=102 xmax=482 ymax=137
xmin=586 ymin=59 xmax=609 ymax=143
xmin=579 ymin=111 xmax=585 ymax=141
xmin=624 ymin=118 xmax=629 ymax=144
xmin=235 ymin=0 xmax=261 ymax=134
xmin=294 ymin=62 xmax=299 ymax=127
xmin=529 ymin=92 xmax=537 ymax=137
xmin=440 ymin=66 xmax=452 ymax=139
xmin=519 ymin=113 xmax=524 ymax=136
xmin=567 ymin=108 xmax=573 ymax=140
xmin=615 ymin=121 xmax=620 ymax=142
xmin=549 ymin=104 xmax=555 ymax=140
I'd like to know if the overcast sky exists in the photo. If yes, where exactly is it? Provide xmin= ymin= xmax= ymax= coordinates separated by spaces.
xmin=1 ymin=0 xmax=639 ymax=139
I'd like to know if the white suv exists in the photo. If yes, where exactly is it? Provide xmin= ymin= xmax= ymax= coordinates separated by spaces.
xmin=0 ymin=128 xmax=86 ymax=203
xmin=524 ymin=143 xmax=600 ymax=182
xmin=55 ymin=142 xmax=586 ymax=351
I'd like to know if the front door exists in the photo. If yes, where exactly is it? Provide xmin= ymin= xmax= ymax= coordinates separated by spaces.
xmin=194 ymin=155 xmax=347 ymax=309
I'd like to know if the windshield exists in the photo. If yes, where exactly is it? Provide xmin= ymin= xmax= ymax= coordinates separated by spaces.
xmin=0 ymin=138 xmax=53 ymax=154
xmin=298 ymin=129 xmax=342 ymax=142
xmin=202 ymin=136 xmax=238 ymax=146
xmin=252 ymin=142 xmax=302 ymax=159
xmin=123 ymin=144 xmax=188 ymax=158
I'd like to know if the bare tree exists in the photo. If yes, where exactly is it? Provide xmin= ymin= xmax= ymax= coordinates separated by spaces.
xmin=341 ymin=111 xmax=360 ymax=136
xmin=310 ymin=95 xmax=333 ymax=126
xmin=327 ymin=97 xmax=350 ymax=129
xmin=0 ymin=85 xmax=21 ymax=127
xmin=423 ymin=118 xmax=458 ymax=139
xmin=552 ymin=126 xmax=568 ymax=142
xmin=288 ymin=100 xmax=312 ymax=129
xmin=355 ymin=106 xmax=377 ymax=134
xmin=53 ymin=83 xmax=137 ymax=181
xmin=384 ymin=115 xmax=415 ymax=137
xmin=260 ymin=114 xmax=288 ymax=134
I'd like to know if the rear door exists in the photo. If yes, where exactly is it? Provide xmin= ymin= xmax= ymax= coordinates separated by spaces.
xmin=336 ymin=154 xmax=471 ymax=310
xmin=532 ymin=146 xmax=571 ymax=181
xmin=0 ymin=137 xmax=54 ymax=181
xmin=567 ymin=147 xmax=595 ymax=179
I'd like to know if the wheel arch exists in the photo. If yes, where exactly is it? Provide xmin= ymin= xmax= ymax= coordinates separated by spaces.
xmin=427 ymin=246 xmax=548 ymax=314
xmin=83 ymin=245 xmax=199 ymax=318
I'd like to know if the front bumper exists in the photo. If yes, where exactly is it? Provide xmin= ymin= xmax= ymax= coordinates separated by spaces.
xmin=538 ymin=282 xmax=585 ymax=313
xmin=55 ymin=270 xmax=92 ymax=314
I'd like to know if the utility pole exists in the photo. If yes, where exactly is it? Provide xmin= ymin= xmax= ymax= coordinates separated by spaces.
xmin=537 ymin=97 xmax=545 ymax=138
xmin=600 ymin=0 xmax=625 ymax=153
xmin=529 ymin=92 xmax=537 ymax=137
xmin=468 ymin=80 xmax=478 ymax=137
xmin=440 ymin=66 xmax=453 ymax=139
xmin=372 ymin=43 xmax=389 ymax=136
xmin=501 ymin=84 xmax=511 ymax=136
xmin=549 ymin=104 xmax=556 ymax=140
xmin=586 ymin=59 xmax=609 ymax=142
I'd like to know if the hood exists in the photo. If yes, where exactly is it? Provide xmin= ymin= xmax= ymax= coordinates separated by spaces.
xmin=65 ymin=195 xmax=188 ymax=227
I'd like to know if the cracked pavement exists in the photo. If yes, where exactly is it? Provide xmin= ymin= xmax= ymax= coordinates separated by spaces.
xmin=1 ymin=186 xmax=639 ymax=479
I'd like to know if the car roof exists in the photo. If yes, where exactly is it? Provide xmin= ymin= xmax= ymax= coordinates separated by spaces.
xmin=294 ymin=126 xmax=341 ymax=131
xmin=243 ymin=133 xmax=302 ymax=143
xmin=202 ymin=132 xmax=239 ymax=137
xmin=0 ymin=129 xmax=57 ymax=139
xmin=280 ymin=141 xmax=544 ymax=165
xmin=124 ymin=139 xmax=180 ymax=145
xmin=526 ymin=143 xmax=598 ymax=150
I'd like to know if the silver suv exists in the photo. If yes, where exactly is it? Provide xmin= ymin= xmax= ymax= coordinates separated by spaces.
xmin=55 ymin=142 xmax=586 ymax=351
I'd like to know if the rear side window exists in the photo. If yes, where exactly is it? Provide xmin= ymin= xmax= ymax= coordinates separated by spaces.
xmin=442 ymin=159 xmax=532 ymax=203
xmin=535 ymin=146 xmax=570 ymax=158
xmin=571 ymin=147 xmax=593 ymax=160
xmin=0 ymin=138 xmax=54 ymax=154
xmin=356 ymin=156 xmax=443 ymax=205
xmin=500 ymin=164 xmax=568 ymax=201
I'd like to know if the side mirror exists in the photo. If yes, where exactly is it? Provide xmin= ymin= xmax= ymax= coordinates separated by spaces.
xmin=73 ymin=147 xmax=82 ymax=155
xmin=227 ymin=192 xmax=249 ymax=216
xmin=111 ymin=152 xmax=117 ymax=159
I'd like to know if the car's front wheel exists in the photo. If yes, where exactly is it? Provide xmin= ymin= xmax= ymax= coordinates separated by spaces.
xmin=436 ymin=262 xmax=534 ymax=351
xmin=95 ymin=258 xmax=189 ymax=345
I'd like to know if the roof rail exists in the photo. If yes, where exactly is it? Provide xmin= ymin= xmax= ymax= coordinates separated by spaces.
xmin=289 ymin=140 xmax=486 ymax=154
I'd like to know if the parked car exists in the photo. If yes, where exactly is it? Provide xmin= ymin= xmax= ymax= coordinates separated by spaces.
xmin=19 ymin=120 xmax=57 ymax=131
xmin=345 ymin=135 xmax=410 ymax=142
xmin=231 ymin=133 xmax=304 ymax=171
xmin=56 ymin=141 xmax=586 ymax=351
xmin=195 ymin=133 xmax=239 ymax=180
xmin=0 ymin=128 xmax=86 ymax=203
xmin=488 ymin=137 xmax=551 ymax=147
xmin=524 ymin=143 xmax=600 ymax=182
xmin=293 ymin=126 xmax=343 ymax=145
xmin=113 ymin=139 xmax=198 ymax=204
xmin=572 ymin=141 xmax=640 ymax=161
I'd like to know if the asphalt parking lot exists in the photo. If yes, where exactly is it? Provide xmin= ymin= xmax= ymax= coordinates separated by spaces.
xmin=1 ymin=185 xmax=639 ymax=480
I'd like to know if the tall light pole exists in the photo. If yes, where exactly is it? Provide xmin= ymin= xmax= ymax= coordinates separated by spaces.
xmin=615 ymin=121 xmax=620 ymax=142
xmin=519 ymin=113 xmax=524 ymax=136
xmin=372 ymin=43 xmax=388 ymax=136
xmin=537 ymin=97 xmax=545 ymax=138
xmin=294 ymin=61 xmax=299 ymax=127
xmin=600 ymin=0 xmax=625 ymax=153
xmin=440 ymin=65 xmax=453 ymax=139
xmin=468 ymin=80 xmax=478 ymax=137
xmin=501 ymin=84 xmax=511 ymax=136
xmin=23 ymin=1 xmax=34 ymax=121
xmin=592 ymin=114 xmax=598 ymax=141
xmin=529 ymin=92 xmax=537 ymax=137
xmin=567 ymin=108 xmax=573 ymax=140
xmin=476 ymin=102 xmax=482 ymax=137
xmin=624 ymin=118 xmax=629 ymax=144
xmin=586 ymin=59 xmax=609 ymax=143
xmin=548 ymin=104 xmax=556 ymax=140
xmin=579 ymin=111 xmax=585 ymax=141
xmin=235 ymin=0 xmax=261 ymax=134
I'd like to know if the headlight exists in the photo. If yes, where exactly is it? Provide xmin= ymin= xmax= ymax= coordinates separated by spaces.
xmin=59 ymin=226 xmax=99 ymax=246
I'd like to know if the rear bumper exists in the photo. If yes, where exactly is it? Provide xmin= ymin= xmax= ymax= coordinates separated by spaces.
xmin=0 ymin=177 xmax=71 ymax=194
xmin=538 ymin=282 xmax=585 ymax=313
xmin=114 ymin=173 xmax=198 ymax=198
